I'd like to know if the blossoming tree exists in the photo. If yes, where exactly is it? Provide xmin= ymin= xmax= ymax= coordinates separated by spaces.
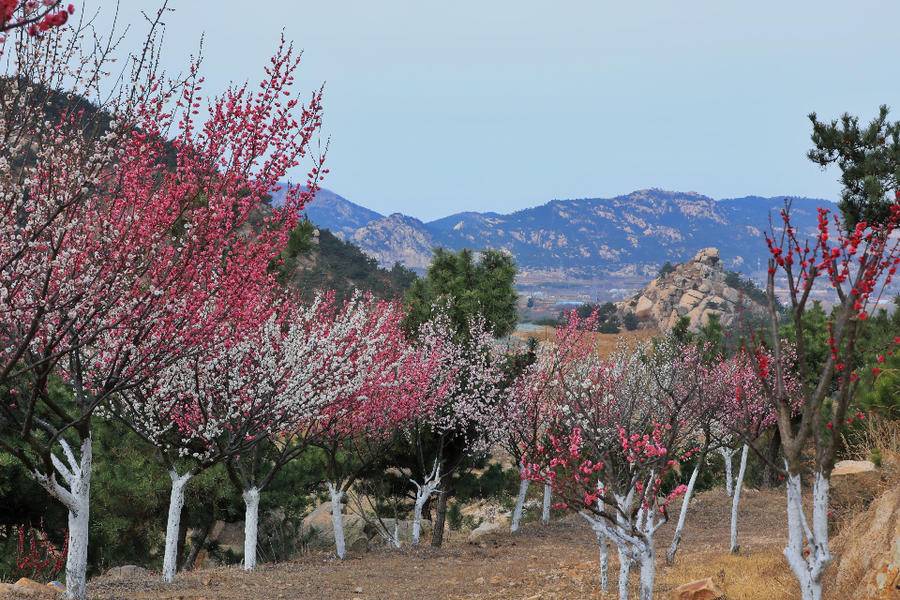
xmin=399 ymin=310 xmax=509 ymax=547
xmin=751 ymin=201 xmax=900 ymax=600
xmin=0 ymin=23 xmax=324 ymax=598
xmin=524 ymin=338 xmax=708 ymax=600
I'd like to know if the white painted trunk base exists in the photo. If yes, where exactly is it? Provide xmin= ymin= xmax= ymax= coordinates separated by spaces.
xmin=719 ymin=447 xmax=735 ymax=497
xmin=597 ymin=531 xmax=609 ymax=592
xmin=667 ymin=460 xmax=701 ymax=564
xmin=34 ymin=437 xmax=92 ymax=600
xmin=243 ymin=487 xmax=261 ymax=571
xmin=729 ymin=444 xmax=749 ymax=554
xmin=510 ymin=476 xmax=529 ymax=533
xmin=410 ymin=464 xmax=440 ymax=546
xmin=783 ymin=471 xmax=831 ymax=600
xmin=327 ymin=483 xmax=347 ymax=559
xmin=162 ymin=470 xmax=193 ymax=582
xmin=541 ymin=483 xmax=552 ymax=525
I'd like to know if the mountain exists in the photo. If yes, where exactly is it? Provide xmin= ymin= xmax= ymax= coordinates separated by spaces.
xmin=299 ymin=188 xmax=837 ymax=289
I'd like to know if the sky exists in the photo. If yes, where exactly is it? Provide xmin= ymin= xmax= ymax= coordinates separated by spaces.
xmin=92 ymin=1 xmax=899 ymax=221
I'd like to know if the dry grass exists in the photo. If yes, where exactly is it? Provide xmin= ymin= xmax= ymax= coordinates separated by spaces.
xmin=512 ymin=327 xmax=659 ymax=358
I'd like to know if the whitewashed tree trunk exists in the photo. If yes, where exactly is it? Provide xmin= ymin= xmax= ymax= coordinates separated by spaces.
xmin=667 ymin=459 xmax=701 ymax=564
xmin=327 ymin=482 xmax=347 ymax=559
xmin=510 ymin=475 xmax=530 ymax=533
xmin=617 ymin=547 xmax=632 ymax=600
xmin=637 ymin=543 xmax=655 ymax=600
xmin=783 ymin=471 xmax=831 ymax=600
xmin=597 ymin=530 xmax=609 ymax=592
xmin=410 ymin=462 xmax=441 ymax=546
xmin=34 ymin=437 xmax=92 ymax=600
xmin=719 ymin=447 xmax=735 ymax=496
xmin=242 ymin=487 xmax=261 ymax=571
xmin=730 ymin=444 xmax=749 ymax=554
xmin=541 ymin=483 xmax=552 ymax=525
xmin=162 ymin=470 xmax=193 ymax=582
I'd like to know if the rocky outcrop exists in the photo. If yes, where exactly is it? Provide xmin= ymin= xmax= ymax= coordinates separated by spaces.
xmin=616 ymin=247 xmax=765 ymax=331
xmin=833 ymin=485 xmax=900 ymax=598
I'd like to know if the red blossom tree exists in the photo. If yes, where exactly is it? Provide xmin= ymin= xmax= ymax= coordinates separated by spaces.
xmin=754 ymin=199 xmax=900 ymax=600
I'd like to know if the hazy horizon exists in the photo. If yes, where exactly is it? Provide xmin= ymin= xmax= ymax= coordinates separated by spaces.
xmin=93 ymin=1 xmax=898 ymax=220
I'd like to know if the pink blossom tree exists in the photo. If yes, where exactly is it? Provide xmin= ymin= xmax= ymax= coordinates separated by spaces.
xmin=524 ymin=338 xmax=708 ymax=600
xmin=750 ymin=201 xmax=900 ymax=600
xmin=502 ymin=310 xmax=599 ymax=532
xmin=0 ymin=25 xmax=324 ymax=598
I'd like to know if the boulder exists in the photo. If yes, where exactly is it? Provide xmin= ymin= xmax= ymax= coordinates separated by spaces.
xmin=6 ymin=579 xmax=59 ymax=598
xmin=301 ymin=502 xmax=371 ymax=553
xmin=467 ymin=521 xmax=503 ymax=544
xmin=105 ymin=565 xmax=150 ymax=579
xmin=833 ymin=486 xmax=900 ymax=599
xmin=693 ymin=247 xmax=721 ymax=265
xmin=678 ymin=290 xmax=705 ymax=310
xmin=634 ymin=295 xmax=654 ymax=319
xmin=668 ymin=577 xmax=725 ymax=600
xmin=831 ymin=459 xmax=880 ymax=509
xmin=209 ymin=520 xmax=245 ymax=556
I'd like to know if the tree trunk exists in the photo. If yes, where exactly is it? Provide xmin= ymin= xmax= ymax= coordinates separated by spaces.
xmin=242 ymin=487 xmax=261 ymax=570
xmin=410 ymin=470 xmax=440 ymax=546
xmin=430 ymin=488 xmax=450 ymax=548
xmin=510 ymin=475 xmax=529 ymax=533
xmin=617 ymin=546 xmax=631 ymax=600
xmin=667 ymin=459 xmax=701 ymax=564
xmin=326 ymin=482 xmax=346 ymax=559
xmin=783 ymin=471 xmax=831 ymax=600
xmin=182 ymin=519 xmax=213 ymax=571
xmin=762 ymin=430 xmax=782 ymax=488
xmin=34 ymin=437 xmax=92 ymax=600
xmin=638 ymin=543 xmax=655 ymax=600
xmin=596 ymin=530 xmax=609 ymax=592
xmin=162 ymin=470 xmax=193 ymax=583
xmin=541 ymin=483 xmax=552 ymax=525
xmin=719 ymin=447 xmax=735 ymax=497
xmin=730 ymin=444 xmax=749 ymax=554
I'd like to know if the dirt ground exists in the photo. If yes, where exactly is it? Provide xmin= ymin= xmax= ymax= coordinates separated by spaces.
xmin=85 ymin=487 xmax=813 ymax=600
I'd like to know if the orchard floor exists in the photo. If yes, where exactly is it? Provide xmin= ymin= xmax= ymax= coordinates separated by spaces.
xmin=88 ymin=488 xmax=810 ymax=600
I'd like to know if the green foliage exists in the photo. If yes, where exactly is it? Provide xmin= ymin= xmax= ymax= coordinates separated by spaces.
xmin=724 ymin=270 xmax=769 ymax=307
xmin=658 ymin=261 xmax=676 ymax=277
xmin=779 ymin=301 xmax=832 ymax=388
xmin=598 ymin=315 xmax=620 ymax=334
xmin=853 ymin=298 xmax=900 ymax=418
xmin=696 ymin=312 xmax=724 ymax=360
xmin=808 ymin=105 xmax=900 ymax=229
xmin=278 ymin=220 xmax=417 ymax=302
xmin=622 ymin=312 xmax=639 ymax=331
xmin=404 ymin=248 xmax=518 ymax=338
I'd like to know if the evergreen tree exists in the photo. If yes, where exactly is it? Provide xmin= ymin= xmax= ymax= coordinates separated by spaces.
xmin=808 ymin=105 xmax=900 ymax=228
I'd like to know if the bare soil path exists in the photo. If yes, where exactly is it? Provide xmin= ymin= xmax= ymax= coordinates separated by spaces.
xmin=87 ymin=488 xmax=806 ymax=600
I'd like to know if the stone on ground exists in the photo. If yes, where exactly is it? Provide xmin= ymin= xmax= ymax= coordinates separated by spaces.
xmin=668 ymin=577 xmax=725 ymax=600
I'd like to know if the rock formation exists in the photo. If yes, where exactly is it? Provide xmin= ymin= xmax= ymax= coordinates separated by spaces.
xmin=616 ymin=247 xmax=765 ymax=331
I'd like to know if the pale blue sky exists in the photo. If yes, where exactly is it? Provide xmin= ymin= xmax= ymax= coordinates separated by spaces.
xmin=95 ymin=1 xmax=898 ymax=221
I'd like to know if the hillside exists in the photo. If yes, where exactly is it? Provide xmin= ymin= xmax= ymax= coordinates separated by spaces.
xmin=277 ymin=219 xmax=417 ymax=302
xmin=298 ymin=188 xmax=836 ymax=286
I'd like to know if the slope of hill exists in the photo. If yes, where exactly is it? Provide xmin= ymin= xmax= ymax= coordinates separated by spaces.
xmin=299 ymin=188 xmax=836 ymax=284
xmin=277 ymin=219 xmax=416 ymax=303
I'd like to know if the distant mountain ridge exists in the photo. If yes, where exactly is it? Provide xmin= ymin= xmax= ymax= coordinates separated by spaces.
xmin=283 ymin=187 xmax=837 ymax=281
